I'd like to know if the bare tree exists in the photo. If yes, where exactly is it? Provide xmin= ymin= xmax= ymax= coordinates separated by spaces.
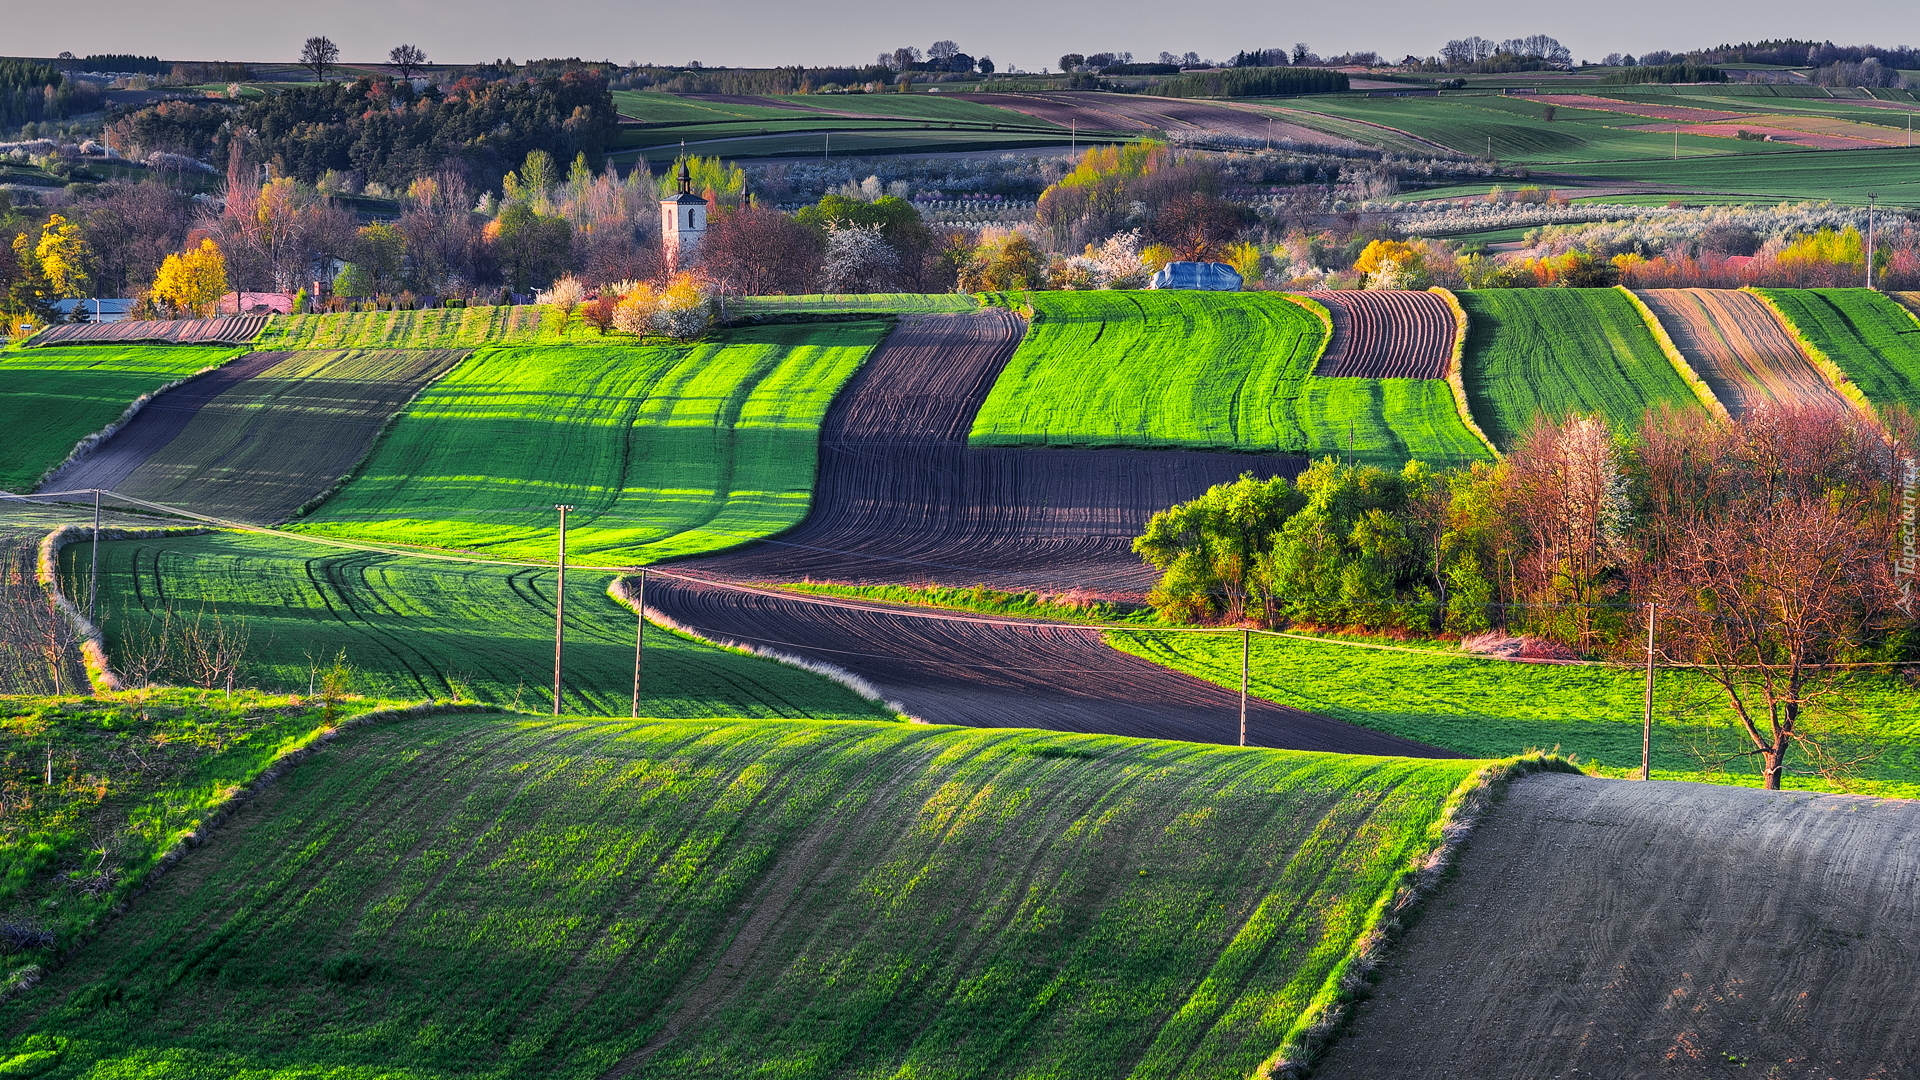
xmin=698 ymin=206 xmax=824 ymax=295
xmin=1501 ymin=414 xmax=1628 ymax=649
xmin=1640 ymin=405 xmax=1898 ymax=789
xmin=300 ymin=36 xmax=340 ymax=81
xmin=388 ymin=43 xmax=427 ymax=80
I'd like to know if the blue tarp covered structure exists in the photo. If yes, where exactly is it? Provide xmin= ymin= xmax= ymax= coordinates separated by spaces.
xmin=1147 ymin=261 xmax=1243 ymax=291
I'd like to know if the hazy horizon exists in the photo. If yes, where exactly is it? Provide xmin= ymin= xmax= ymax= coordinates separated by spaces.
xmin=8 ymin=0 xmax=1920 ymax=76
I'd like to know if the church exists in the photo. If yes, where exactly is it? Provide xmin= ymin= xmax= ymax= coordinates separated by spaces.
xmin=660 ymin=160 xmax=708 ymax=268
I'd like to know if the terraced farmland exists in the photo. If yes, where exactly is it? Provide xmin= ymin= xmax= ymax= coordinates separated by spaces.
xmin=0 ymin=344 xmax=245 ymax=492
xmin=45 ymin=349 xmax=469 ymax=523
xmin=1308 ymin=290 xmax=1457 ymax=379
xmin=0 ymin=712 xmax=1495 ymax=1079
xmin=1454 ymin=288 xmax=1704 ymax=446
xmin=296 ymin=322 xmax=890 ymax=563
xmin=75 ymin=531 xmax=889 ymax=718
xmin=1755 ymin=288 xmax=1920 ymax=410
xmin=969 ymin=291 xmax=1491 ymax=467
xmin=1635 ymin=288 xmax=1853 ymax=416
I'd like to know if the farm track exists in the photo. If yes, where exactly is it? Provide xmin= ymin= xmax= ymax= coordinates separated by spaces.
xmin=652 ymin=312 xmax=1437 ymax=752
xmin=1318 ymin=773 xmax=1920 ymax=1079
xmin=44 ymin=349 xmax=470 ymax=523
xmin=1636 ymin=289 xmax=1854 ymax=416
xmin=1308 ymin=291 xmax=1456 ymax=379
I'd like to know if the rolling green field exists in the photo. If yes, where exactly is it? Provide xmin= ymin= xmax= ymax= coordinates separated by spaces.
xmin=296 ymin=322 xmax=889 ymax=564
xmin=613 ymin=90 xmax=816 ymax=121
xmin=0 ymin=691 xmax=374 ymax=951
xmin=0 ymin=346 xmax=243 ymax=492
xmin=73 ymin=531 xmax=891 ymax=718
xmin=102 ymin=349 xmax=470 ymax=523
xmin=1559 ymin=147 xmax=1920 ymax=206
xmin=970 ymin=292 xmax=1492 ymax=466
xmin=1279 ymin=94 xmax=1799 ymax=163
xmin=1108 ymin=630 xmax=1920 ymax=797
xmin=0 ymin=713 xmax=1504 ymax=1079
xmin=729 ymin=293 xmax=980 ymax=316
xmin=256 ymin=305 xmax=625 ymax=351
xmin=1754 ymin=288 xmax=1920 ymax=409
xmin=1454 ymin=289 xmax=1702 ymax=446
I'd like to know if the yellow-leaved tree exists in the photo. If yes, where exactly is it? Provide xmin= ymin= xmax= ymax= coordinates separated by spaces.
xmin=150 ymin=239 xmax=229 ymax=318
xmin=35 ymin=213 xmax=93 ymax=299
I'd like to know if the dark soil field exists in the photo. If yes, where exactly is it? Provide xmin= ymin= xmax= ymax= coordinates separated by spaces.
xmin=956 ymin=91 xmax=1365 ymax=147
xmin=1637 ymin=288 xmax=1854 ymax=416
xmin=1308 ymin=290 xmax=1458 ymax=379
xmin=1316 ymin=772 xmax=1920 ymax=1079
xmin=647 ymin=312 xmax=1434 ymax=750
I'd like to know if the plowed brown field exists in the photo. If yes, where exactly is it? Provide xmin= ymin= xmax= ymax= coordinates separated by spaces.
xmin=955 ymin=91 xmax=1365 ymax=147
xmin=648 ymin=312 xmax=1430 ymax=750
xmin=1544 ymin=95 xmax=1746 ymax=122
xmin=1308 ymin=291 xmax=1457 ymax=379
xmin=1316 ymin=772 xmax=1920 ymax=1079
xmin=1636 ymin=289 xmax=1853 ymax=416
xmin=31 ymin=315 xmax=266 ymax=346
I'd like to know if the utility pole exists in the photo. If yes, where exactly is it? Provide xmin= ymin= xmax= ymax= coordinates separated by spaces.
xmin=1866 ymin=193 xmax=1878 ymax=290
xmin=1239 ymin=628 xmax=1250 ymax=747
xmin=1641 ymin=602 xmax=1656 ymax=781
xmin=1672 ymin=129 xmax=1678 ymax=161
xmin=1071 ymin=118 xmax=1076 ymax=156
xmin=631 ymin=569 xmax=646 ymax=719
xmin=88 ymin=488 xmax=100 ymax=620
xmin=552 ymin=504 xmax=574 ymax=716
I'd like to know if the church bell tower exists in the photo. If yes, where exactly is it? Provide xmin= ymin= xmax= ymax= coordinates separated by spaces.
xmin=661 ymin=160 xmax=707 ymax=268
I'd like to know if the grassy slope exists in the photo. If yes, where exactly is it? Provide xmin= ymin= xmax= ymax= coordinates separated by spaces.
xmin=1564 ymin=147 xmax=1920 ymax=206
xmin=1456 ymin=289 xmax=1702 ymax=447
xmin=0 ymin=691 xmax=372 ymax=953
xmin=775 ymin=93 xmax=1062 ymax=125
xmin=295 ymin=322 xmax=889 ymax=564
xmin=612 ymin=91 xmax=813 ymax=120
xmin=255 ymin=306 xmax=626 ymax=351
xmin=970 ymin=292 xmax=1492 ymax=467
xmin=0 ymin=715 xmax=1487 ymax=1079
xmin=1756 ymin=288 xmax=1920 ymax=409
xmin=728 ymin=293 xmax=980 ymax=315
xmin=0 ymin=346 xmax=244 ymax=492
xmin=1107 ymin=631 xmax=1920 ymax=796
xmin=73 ymin=531 xmax=891 ymax=720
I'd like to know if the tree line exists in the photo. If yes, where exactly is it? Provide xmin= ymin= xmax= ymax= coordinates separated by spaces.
xmin=1135 ymin=405 xmax=1918 ymax=788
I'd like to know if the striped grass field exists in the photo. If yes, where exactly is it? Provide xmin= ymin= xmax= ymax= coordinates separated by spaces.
xmin=98 ymin=348 xmax=470 ymax=523
xmin=1455 ymin=289 xmax=1704 ymax=447
xmin=1108 ymin=630 xmax=1920 ymax=797
xmin=0 ymin=713 xmax=1493 ymax=1079
xmin=0 ymin=345 xmax=243 ymax=492
xmin=1755 ymin=288 xmax=1920 ymax=411
xmin=294 ymin=322 xmax=891 ymax=564
xmin=72 ymin=531 xmax=890 ymax=719
xmin=256 ymin=305 xmax=630 ymax=351
xmin=969 ymin=291 xmax=1493 ymax=467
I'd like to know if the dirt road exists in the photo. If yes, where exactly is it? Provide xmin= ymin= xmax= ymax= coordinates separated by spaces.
xmin=1315 ymin=772 xmax=1920 ymax=1079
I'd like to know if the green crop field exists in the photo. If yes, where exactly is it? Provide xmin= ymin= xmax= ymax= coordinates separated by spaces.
xmin=1279 ymin=94 xmax=1798 ymax=163
xmin=1108 ymin=631 xmax=1920 ymax=797
xmin=1454 ymin=289 xmax=1702 ymax=447
xmin=73 ymin=531 xmax=891 ymax=718
xmin=1560 ymin=147 xmax=1920 ymax=207
xmin=104 ymin=349 xmax=469 ymax=523
xmin=256 ymin=305 xmax=627 ymax=351
xmin=775 ymin=93 xmax=1061 ymax=126
xmin=0 ymin=346 xmax=243 ymax=492
xmin=296 ymin=322 xmax=889 ymax=564
xmin=612 ymin=90 xmax=815 ymax=121
xmin=1755 ymin=288 xmax=1920 ymax=409
xmin=728 ymin=293 xmax=980 ymax=316
xmin=620 ymin=127 xmax=1087 ymax=158
xmin=0 ymin=713 xmax=1502 ymax=1079
xmin=969 ymin=292 xmax=1492 ymax=467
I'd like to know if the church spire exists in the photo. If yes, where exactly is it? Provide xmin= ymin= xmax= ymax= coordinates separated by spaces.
xmin=677 ymin=159 xmax=692 ymax=196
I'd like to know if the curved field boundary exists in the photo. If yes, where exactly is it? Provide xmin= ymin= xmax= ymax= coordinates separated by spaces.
xmin=1616 ymin=288 xmax=1734 ymax=420
xmin=1753 ymin=287 xmax=1920 ymax=412
xmin=1428 ymin=289 xmax=1501 ymax=458
xmin=1633 ymin=288 xmax=1854 ymax=417
xmin=1316 ymin=772 xmax=1920 ymax=1080
xmin=42 ymin=349 xmax=470 ymax=524
xmin=1454 ymin=289 xmax=1705 ymax=448
xmin=676 ymin=310 xmax=1300 ymax=593
xmin=29 ymin=315 xmax=266 ymax=347
xmin=1307 ymin=290 xmax=1457 ymax=379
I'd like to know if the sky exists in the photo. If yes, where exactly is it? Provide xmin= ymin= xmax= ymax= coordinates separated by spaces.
xmin=10 ymin=0 xmax=1920 ymax=74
